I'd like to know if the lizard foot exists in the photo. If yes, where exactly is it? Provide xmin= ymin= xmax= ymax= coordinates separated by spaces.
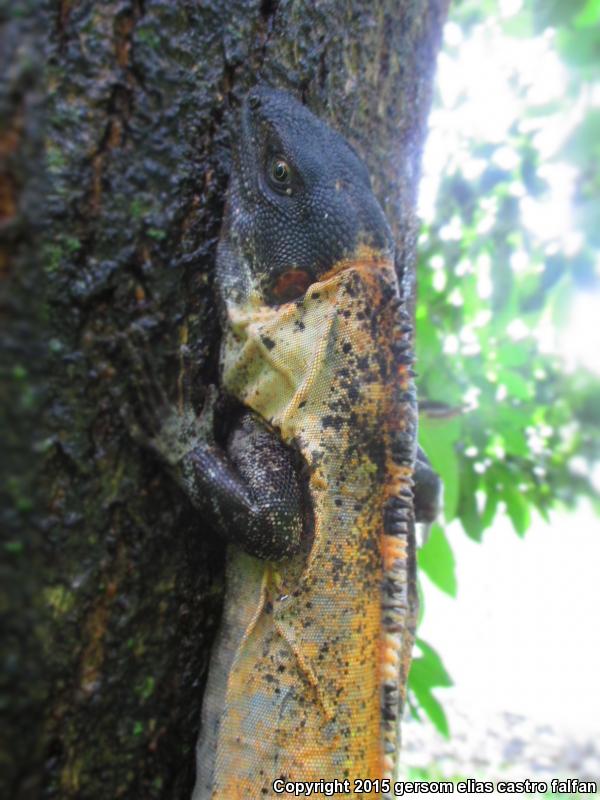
xmin=120 ymin=325 xmax=217 ymax=467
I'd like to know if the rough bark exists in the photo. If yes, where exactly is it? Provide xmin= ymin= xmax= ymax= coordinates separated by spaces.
xmin=0 ymin=1 xmax=449 ymax=798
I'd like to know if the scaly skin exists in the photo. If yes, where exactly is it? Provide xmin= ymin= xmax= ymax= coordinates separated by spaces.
xmin=195 ymin=249 xmax=417 ymax=798
xmin=126 ymin=86 xmax=439 ymax=800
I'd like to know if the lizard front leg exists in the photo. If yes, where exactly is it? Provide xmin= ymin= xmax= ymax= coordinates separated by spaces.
xmin=178 ymin=410 xmax=305 ymax=560
xmin=125 ymin=338 xmax=304 ymax=561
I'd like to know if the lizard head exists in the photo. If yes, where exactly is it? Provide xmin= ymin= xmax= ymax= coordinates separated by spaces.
xmin=221 ymin=85 xmax=394 ymax=305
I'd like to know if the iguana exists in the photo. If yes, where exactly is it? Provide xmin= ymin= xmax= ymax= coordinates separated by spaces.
xmin=128 ymin=86 xmax=440 ymax=800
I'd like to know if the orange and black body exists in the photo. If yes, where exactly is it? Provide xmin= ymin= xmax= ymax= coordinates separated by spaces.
xmin=121 ymin=86 xmax=439 ymax=800
xmin=192 ymin=248 xmax=418 ymax=799
xmin=126 ymin=86 xmax=439 ymax=800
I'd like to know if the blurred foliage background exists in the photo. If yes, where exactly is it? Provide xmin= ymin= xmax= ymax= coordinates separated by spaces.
xmin=408 ymin=0 xmax=600 ymax=735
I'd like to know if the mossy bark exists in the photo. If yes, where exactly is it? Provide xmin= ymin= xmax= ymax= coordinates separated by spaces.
xmin=0 ymin=1 xmax=449 ymax=798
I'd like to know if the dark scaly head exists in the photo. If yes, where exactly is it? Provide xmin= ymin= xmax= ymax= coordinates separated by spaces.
xmin=217 ymin=85 xmax=394 ymax=305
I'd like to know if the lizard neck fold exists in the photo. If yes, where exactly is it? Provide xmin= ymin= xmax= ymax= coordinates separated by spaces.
xmin=221 ymin=248 xmax=397 ymax=448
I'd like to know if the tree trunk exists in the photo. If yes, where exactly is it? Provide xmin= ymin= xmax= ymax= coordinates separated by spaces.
xmin=1 ymin=1 xmax=448 ymax=798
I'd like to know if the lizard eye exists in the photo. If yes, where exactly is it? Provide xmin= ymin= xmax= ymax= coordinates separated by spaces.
xmin=268 ymin=157 xmax=292 ymax=193
xmin=271 ymin=159 xmax=289 ymax=182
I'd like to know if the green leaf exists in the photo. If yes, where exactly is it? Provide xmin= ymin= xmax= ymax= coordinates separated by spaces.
xmin=413 ymin=638 xmax=453 ymax=688
xmin=497 ymin=342 xmax=529 ymax=368
xmin=423 ymin=368 xmax=464 ymax=409
xmin=416 ymin=311 xmax=444 ymax=371
xmin=533 ymin=0 xmax=586 ymax=31
xmin=481 ymin=488 xmax=499 ymax=530
xmin=504 ymin=486 xmax=531 ymax=537
xmin=419 ymin=418 xmax=461 ymax=521
xmin=411 ymin=686 xmax=450 ymax=738
xmin=556 ymin=27 xmax=600 ymax=70
xmin=501 ymin=369 xmax=534 ymax=401
xmin=501 ymin=425 xmax=529 ymax=458
xmin=574 ymin=0 xmax=600 ymax=28
xmin=418 ymin=523 xmax=457 ymax=597
xmin=409 ymin=638 xmax=453 ymax=737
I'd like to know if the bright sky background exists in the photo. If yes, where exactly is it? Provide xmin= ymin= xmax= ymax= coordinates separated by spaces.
xmin=416 ymin=6 xmax=600 ymax=744
xmin=419 ymin=9 xmax=600 ymax=377
xmin=420 ymin=504 xmax=600 ymax=737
